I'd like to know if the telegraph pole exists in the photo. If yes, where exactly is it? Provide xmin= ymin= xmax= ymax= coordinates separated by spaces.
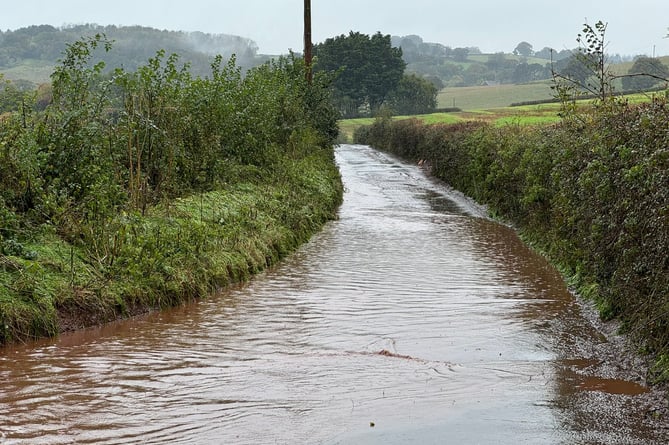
xmin=304 ymin=0 xmax=313 ymax=83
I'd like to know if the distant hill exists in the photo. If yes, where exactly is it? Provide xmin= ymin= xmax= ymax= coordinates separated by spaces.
xmin=391 ymin=34 xmax=572 ymax=88
xmin=390 ymin=34 xmax=643 ymax=89
xmin=0 ymin=24 xmax=272 ymax=84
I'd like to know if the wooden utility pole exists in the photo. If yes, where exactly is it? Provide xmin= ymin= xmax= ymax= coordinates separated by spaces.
xmin=304 ymin=0 xmax=313 ymax=83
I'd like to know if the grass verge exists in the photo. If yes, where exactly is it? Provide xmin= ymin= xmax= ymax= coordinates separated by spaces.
xmin=0 ymin=149 xmax=343 ymax=343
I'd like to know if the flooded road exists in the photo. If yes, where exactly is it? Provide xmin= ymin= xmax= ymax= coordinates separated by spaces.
xmin=1 ymin=144 xmax=666 ymax=444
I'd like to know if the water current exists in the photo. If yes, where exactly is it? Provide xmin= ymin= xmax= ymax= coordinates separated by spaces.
xmin=1 ymin=144 xmax=666 ymax=444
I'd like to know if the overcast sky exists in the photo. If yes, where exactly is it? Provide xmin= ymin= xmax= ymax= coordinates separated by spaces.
xmin=3 ymin=0 xmax=668 ymax=57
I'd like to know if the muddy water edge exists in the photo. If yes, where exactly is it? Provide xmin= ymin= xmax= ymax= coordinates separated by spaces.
xmin=1 ymin=144 xmax=668 ymax=444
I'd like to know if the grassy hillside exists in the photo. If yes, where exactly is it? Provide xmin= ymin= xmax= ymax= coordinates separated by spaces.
xmin=0 ymin=60 xmax=55 ymax=84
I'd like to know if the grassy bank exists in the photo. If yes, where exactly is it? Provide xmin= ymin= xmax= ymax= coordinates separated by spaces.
xmin=1 ymin=150 xmax=342 ymax=341
xmin=0 ymin=37 xmax=343 ymax=344
xmin=355 ymin=98 xmax=669 ymax=382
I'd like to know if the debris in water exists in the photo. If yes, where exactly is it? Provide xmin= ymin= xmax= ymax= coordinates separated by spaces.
xmin=377 ymin=349 xmax=414 ymax=360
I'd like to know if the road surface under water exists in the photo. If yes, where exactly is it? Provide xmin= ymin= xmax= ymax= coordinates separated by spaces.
xmin=1 ymin=144 xmax=667 ymax=444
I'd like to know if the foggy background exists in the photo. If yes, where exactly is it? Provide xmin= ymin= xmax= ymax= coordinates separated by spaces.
xmin=3 ymin=0 xmax=668 ymax=57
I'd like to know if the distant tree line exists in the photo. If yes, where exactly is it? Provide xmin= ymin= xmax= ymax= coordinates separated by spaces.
xmin=390 ymin=34 xmax=657 ymax=90
xmin=3 ymin=26 xmax=666 ymax=120
xmin=392 ymin=34 xmax=566 ymax=87
xmin=0 ymin=24 xmax=268 ymax=78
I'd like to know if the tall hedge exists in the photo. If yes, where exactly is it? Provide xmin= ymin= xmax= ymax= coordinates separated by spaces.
xmin=355 ymin=99 xmax=669 ymax=380
xmin=0 ymin=36 xmax=343 ymax=343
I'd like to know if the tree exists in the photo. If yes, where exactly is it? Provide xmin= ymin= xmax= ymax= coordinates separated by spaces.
xmin=423 ymin=75 xmax=444 ymax=90
xmin=486 ymin=52 xmax=507 ymax=71
xmin=535 ymin=47 xmax=554 ymax=60
xmin=558 ymin=53 xmax=594 ymax=89
xmin=451 ymin=47 xmax=470 ymax=62
xmin=0 ymin=77 xmax=35 ymax=113
xmin=513 ymin=41 xmax=534 ymax=57
xmin=551 ymin=20 xmax=619 ymax=119
xmin=314 ymin=31 xmax=405 ymax=117
xmin=437 ymin=62 xmax=463 ymax=83
xmin=622 ymin=56 xmax=669 ymax=91
xmin=553 ymin=21 xmax=613 ymax=101
xmin=463 ymin=63 xmax=490 ymax=86
xmin=385 ymin=73 xmax=438 ymax=115
xmin=575 ymin=21 xmax=613 ymax=100
xmin=511 ymin=63 xmax=549 ymax=84
xmin=395 ymin=36 xmax=421 ymax=63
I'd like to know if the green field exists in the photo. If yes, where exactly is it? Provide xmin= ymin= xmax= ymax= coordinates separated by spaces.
xmin=339 ymin=82 xmax=566 ymax=143
xmin=338 ymin=112 xmax=466 ymax=143
xmin=436 ymin=55 xmax=669 ymax=111
xmin=467 ymin=54 xmax=550 ymax=65
xmin=338 ymin=84 xmax=668 ymax=143
xmin=0 ymin=59 xmax=55 ymax=84
xmin=438 ymin=82 xmax=554 ymax=110
xmin=338 ymin=103 xmax=563 ymax=143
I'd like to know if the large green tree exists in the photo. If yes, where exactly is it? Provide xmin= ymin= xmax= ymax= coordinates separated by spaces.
xmin=622 ymin=56 xmax=669 ymax=91
xmin=385 ymin=74 xmax=437 ymax=115
xmin=314 ymin=31 xmax=405 ymax=117
xmin=557 ymin=53 xmax=594 ymax=88
xmin=513 ymin=41 xmax=534 ymax=57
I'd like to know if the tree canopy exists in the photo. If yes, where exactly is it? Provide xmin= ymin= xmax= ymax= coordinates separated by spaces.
xmin=622 ymin=56 xmax=669 ymax=91
xmin=557 ymin=53 xmax=595 ymax=88
xmin=314 ymin=31 xmax=405 ymax=117
xmin=385 ymin=74 xmax=438 ymax=115
xmin=513 ymin=41 xmax=534 ymax=57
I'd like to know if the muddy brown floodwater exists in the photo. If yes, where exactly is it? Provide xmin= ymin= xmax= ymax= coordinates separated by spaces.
xmin=1 ymin=144 xmax=668 ymax=444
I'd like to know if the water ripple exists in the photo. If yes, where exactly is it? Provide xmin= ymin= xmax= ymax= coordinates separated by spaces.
xmin=0 ymin=145 xmax=664 ymax=444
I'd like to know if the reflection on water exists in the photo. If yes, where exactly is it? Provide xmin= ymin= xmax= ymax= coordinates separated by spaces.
xmin=0 ymin=145 xmax=665 ymax=444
